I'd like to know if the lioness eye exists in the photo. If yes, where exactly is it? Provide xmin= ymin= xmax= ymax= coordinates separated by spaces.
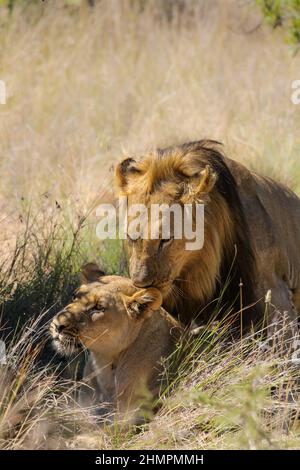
xmin=96 ymin=305 xmax=106 ymax=312
xmin=88 ymin=305 xmax=106 ymax=322
xmin=91 ymin=310 xmax=105 ymax=322
xmin=87 ymin=305 xmax=105 ymax=316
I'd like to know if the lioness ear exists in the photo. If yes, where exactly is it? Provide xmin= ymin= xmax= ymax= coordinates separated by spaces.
xmin=123 ymin=288 xmax=162 ymax=320
xmin=81 ymin=263 xmax=105 ymax=284
xmin=115 ymin=157 xmax=141 ymax=193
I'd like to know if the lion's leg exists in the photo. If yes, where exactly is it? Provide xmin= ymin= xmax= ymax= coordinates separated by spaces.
xmin=291 ymin=288 xmax=300 ymax=313
xmin=263 ymin=278 xmax=299 ymax=355
xmin=261 ymin=280 xmax=300 ymax=428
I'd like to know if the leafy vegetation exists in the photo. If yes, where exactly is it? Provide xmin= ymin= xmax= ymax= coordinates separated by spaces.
xmin=257 ymin=0 xmax=300 ymax=46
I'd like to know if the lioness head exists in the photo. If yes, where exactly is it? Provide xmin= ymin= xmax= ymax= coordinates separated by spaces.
xmin=50 ymin=267 xmax=162 ymax=356
xmin=115 ymin=142 xmax=225 ymax=308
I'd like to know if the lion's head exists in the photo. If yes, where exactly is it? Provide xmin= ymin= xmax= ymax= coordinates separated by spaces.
xmin=50 ymin=267 xmax=162 ymax=356
xmin=115 ymin=141 xmax=257 ymax=326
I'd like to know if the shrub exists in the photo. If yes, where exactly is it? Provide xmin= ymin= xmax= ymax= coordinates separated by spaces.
xmin=257 ymin=0 xmax=300 ymax=46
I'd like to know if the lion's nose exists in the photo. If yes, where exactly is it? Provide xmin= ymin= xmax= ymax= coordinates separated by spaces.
xmin=132 ymin=273 xmax=155 ymax=288
xmin=133 ymin=279 xmax=154 ymax=288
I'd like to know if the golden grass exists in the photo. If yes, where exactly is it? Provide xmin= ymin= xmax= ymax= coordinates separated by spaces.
xmin=0 ymin=0 xmax=300 ymax=450
xmin=0 ymin=0 xmax=300 ymax=212
xmin=2 ymin=315 xmax=300 ymax=450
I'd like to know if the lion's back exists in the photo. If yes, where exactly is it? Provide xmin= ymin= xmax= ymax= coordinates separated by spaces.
xmin=227 ymin=155 xmax=300 ymax=292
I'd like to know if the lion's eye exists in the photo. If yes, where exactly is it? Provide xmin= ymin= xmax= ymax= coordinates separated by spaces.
xmin=159 ymin=237 xmax=174 ymax=250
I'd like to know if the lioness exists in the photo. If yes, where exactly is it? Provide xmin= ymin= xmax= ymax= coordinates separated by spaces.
xmin=116 ymin=140 xmax=300 ymax=340
xmin=50 ymin=264 xmax=182 ymax=425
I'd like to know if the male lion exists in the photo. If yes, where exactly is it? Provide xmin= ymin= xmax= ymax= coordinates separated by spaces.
xmin=115 ymin=140 xmax=300 ymax=340
xmin=50 ymin=264 xmax=182 ymax=425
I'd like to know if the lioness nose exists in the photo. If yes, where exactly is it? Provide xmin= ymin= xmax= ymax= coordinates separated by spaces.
xmin=56 ymin=324 xmax=66 ymax=333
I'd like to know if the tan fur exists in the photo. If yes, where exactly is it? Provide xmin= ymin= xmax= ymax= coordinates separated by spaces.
xmin=115 ymin=140 xmax=300 ymax=338
xmin=50 ymin=268 xmax=182 ymax=425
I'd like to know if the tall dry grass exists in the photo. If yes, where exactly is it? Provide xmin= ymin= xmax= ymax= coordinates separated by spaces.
xmin=0 ymin=0 xmax=300 ymax=450
xmin=2 ymin=313 xmax=300 ymax=450
xmin=0 ymin=0 xmax=300 ymax=213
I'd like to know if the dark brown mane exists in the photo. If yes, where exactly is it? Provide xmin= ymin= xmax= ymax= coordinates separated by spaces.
xmin=158 ymin=140 xmax=261 ymax=331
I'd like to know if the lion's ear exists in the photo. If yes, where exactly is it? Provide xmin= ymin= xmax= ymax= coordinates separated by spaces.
xmin=115 ymin=157 xmax=141 ymax=193
xmin=123 ymin=288 xmax=162 ymax=320
xmin=182 ymin=164 xmax=217 ymax=201
xmin=196 ymin=165 xmax=217 ymax=194
xmin=81 ymin=263 xmax=105 ymax=284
